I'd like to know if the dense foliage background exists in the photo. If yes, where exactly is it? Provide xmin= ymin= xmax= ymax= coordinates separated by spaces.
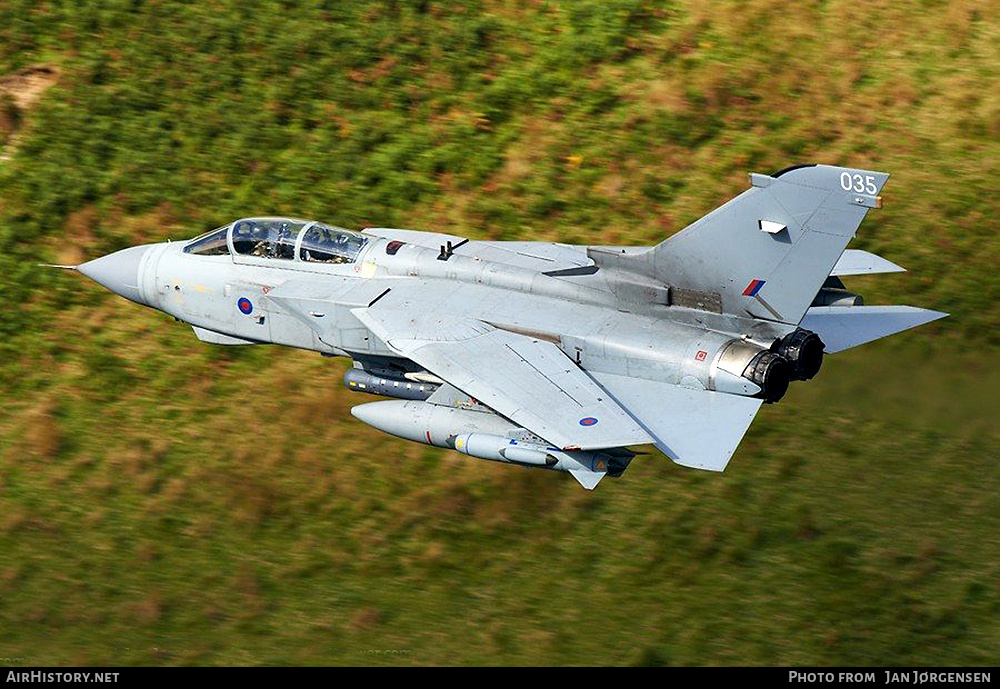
xmin=0 ymin=0 xmax=996 ymax=665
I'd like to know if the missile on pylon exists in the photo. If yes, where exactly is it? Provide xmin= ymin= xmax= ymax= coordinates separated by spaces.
xmin=343 ymin=368 xmax=437 ymax=401
xmin=350 ymin=399 xmax=628 ymax=489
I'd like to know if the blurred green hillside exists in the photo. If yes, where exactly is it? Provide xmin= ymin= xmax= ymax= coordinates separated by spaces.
xmin=0 ymin=0 xmax=997 ymax=666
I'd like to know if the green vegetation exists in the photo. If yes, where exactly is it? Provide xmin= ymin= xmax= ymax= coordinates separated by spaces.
xmin=0 ymin=0 xmax=996 ymax=666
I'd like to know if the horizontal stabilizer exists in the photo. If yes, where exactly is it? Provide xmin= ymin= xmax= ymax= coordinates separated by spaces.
xmin=830 ymin=249 xmax=905 ymax=276
xmin=589 ymin=371 xmax=762 ymax=472
xmin=800 ymin=306 xmax=948 ymax=353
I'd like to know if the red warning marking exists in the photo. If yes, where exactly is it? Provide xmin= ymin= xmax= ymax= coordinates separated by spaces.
xmin=695 ymin=350 xmax=708 ymax=361
xmin=425 ymin=430 xmax=432 ymax=444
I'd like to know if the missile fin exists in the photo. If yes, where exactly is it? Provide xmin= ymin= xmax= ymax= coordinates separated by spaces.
xmin=567 ymin=468 xmax=606 ymax=490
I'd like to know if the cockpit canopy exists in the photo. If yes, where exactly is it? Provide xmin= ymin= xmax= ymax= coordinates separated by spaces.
xmin=299 ymin=223 xmax=369 ymax=264
xmin=232 ymin=218 xmax=305 ymax=260
xmin=183 ymin=218 xmax=369 ymax=265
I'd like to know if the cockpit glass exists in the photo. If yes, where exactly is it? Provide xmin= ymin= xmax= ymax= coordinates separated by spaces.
xmin=183 ymin=226 xmax=230 ymax=256
xmin=299 ymin=223 xmax=368 ymax=264
xmin=232 ymin=218 xmax=306 ymax=260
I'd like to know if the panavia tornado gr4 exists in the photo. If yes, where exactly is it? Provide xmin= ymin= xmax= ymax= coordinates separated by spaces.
xmin=62 ymin=164 xmax=946 ymax=489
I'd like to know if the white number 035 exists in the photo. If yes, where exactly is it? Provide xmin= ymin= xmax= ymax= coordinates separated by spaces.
xmin=841 ymin=171 xmax=877 ymax=195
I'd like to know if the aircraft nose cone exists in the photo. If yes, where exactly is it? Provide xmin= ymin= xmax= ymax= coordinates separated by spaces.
xmin=78 ymin=244 xmax=152 ymax=306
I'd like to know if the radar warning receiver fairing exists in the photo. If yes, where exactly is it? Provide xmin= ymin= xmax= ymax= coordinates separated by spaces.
xmin=63 ymin=165 xmax=946 ymax=489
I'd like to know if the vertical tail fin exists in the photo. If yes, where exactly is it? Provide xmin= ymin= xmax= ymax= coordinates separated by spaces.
xmin=647 ymin=164 xmax=889 ymax=325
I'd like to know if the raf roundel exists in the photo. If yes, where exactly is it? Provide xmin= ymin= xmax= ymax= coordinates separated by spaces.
xmin=237 ymin=297 xmax=253 ymax=315
xmin=579 ymin=417 xmax=599 ymax=427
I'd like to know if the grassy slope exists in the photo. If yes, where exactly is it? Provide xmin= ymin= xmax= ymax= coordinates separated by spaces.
xmin=0 ymin=0 xmax=997 ymax=666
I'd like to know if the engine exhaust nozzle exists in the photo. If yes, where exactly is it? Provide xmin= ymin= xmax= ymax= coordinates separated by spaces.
xmin=774 ymin=329 xmax=825 ymax=381
xmin=743 ymin=351 xmax=791 ymax=403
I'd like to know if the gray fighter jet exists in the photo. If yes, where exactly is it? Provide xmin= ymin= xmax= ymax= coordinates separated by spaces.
xmin=61 ymin=164 xmax=946 ymax=489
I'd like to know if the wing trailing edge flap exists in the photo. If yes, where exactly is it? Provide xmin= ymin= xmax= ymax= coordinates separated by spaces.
xmin=588 ymin=371 xmax=763 ymax=472
xmin=800 ymin=306 xmax=948 ymax=353
xmin=352 ymin=307 xmax=653 ymax=451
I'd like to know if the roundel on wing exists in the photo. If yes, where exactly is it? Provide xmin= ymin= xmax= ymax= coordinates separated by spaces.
xmin=237 ymin=297 xmax=253 ymax=315
xmin=579 ymin=417 xmax=599 ymax=427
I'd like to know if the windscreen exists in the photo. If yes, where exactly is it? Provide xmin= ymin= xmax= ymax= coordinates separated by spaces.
xmin=183 ymin=226 xmax=230 ymax=256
